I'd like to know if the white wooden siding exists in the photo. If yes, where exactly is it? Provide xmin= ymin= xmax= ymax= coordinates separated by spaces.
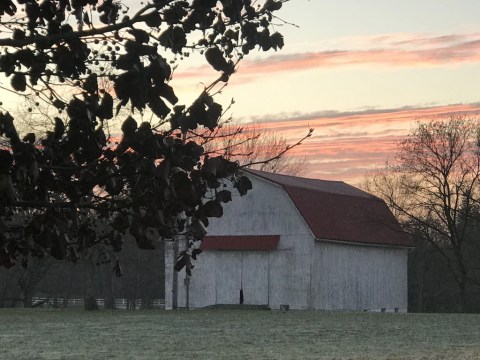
xmin=215 ymin=252 xmax=242 ymax=304
xmin=311 ymin=241 xmax=408 ymax=312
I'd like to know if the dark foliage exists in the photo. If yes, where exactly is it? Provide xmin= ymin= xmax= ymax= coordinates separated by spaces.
xmin=0 ymin=0 xmax=289 ymax=274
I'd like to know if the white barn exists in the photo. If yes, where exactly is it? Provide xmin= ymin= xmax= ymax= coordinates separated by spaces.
xmin=165 ymin=169 xmax=411 ymax=311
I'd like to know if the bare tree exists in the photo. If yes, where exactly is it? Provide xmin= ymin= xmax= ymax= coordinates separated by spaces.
xmin=363 ymin=115 xmax=480 ymax=312
xmin=200 ymin=122 xmax=312 ymax=176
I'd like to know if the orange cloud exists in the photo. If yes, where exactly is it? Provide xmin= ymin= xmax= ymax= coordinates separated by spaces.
xmin=248 ymin=103 xmax=480 ymax=184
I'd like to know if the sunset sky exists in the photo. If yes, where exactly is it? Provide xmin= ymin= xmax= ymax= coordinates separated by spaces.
xmin=3 ymin=1 xmax=480 ymax=184
xmin=170 ymin=0 xmax=480 ymax=184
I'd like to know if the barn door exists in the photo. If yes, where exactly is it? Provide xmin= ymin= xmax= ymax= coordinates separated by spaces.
xmin=241 ymin=252 xmax=269 ymax=305
xmin=215 ymin=252 xmax=242 ymax=304
xmin=215 ymin=252 xmax=269 ymax=305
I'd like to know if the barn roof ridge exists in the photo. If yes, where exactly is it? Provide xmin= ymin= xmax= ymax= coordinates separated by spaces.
xmin=242 ymin=168 xmax=412 ymax=248
xmin=242 ymin=168 xmax=376 ymax=199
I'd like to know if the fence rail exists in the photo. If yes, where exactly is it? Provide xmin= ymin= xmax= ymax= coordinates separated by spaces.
xmin=31 ymin=297 xmax=165 ymax=309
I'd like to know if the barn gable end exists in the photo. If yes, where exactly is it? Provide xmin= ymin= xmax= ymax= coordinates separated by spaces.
xmin=245 ymin=169 xmax=411 ymax=247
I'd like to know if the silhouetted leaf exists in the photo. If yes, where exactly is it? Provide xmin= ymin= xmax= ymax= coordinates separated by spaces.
xmin=12 ymin=29 xmax=25 ymax=40
xmin=96 ymin=93 xmax=114 ymax=120
xmin=83 ymin=73 xmax=98 ymax=94
xmin=128 ymin=28 xmax=150 ymax=44
xmin=157 ymin=83 xmax=178 ymax=105
xmin=53 ymin=117 xmax=65 ymax=139
xmin=52 ymin=99 xmax=66 ymax=110
xmin=216 ymin=190 xmax=232 ymax=203
xmin=270 ymin=32 xmax=284 ymax=50
xmin=191 ymin=248 xmax=203 ymax=260
xmin=206 ymin=102 xmax=222 ymax=131
xmin=203 ymin=200 xmax=223 ymax=217
xmin=148 ymin=95 xmax=170 ymax=119
xmin=174 ymin=251 xmax=189 ymax=272
xmin=144 ymin=11 xmax=162 ymax=27
xmin=187 ymin=219 xmax=207 ymax=239
xmin=159 ymin=26 xmax=187 ymax=54
xmin=121 ymin=116 xmax=137 ymax=136
xmin=22 ymin=133 xmax=35 ymax=144
xmin=205 ymin=47 xmax=229 ymax=72
xmin=263 ymin=0 xmax=282 ymax=11
xmin=203 ymin=156 xmax=238 ymax=178
xmin=235 ymin=175 xmax=252 ymax=196
xmin=11 ymin=73 xmax=27 ymax=92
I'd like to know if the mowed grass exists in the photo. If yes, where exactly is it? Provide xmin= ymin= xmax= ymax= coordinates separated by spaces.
xmin=1 ymin=309 xmax=480 ymax=360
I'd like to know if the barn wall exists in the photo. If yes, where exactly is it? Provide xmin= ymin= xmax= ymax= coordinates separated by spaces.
xmin=164 ymin=241 xmax=174 ymax=310
xmin=167 ymin=175 xmax=315 ymax=310
xmin=311 ymin=241 xmax=408 ymax=312
xmin=166 ymin=174 xmax=409 ymax=311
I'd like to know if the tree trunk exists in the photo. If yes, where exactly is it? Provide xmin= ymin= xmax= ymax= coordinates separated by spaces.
xmin=457 ymin=281 xmax=468 ymax=313
xmin=23 ymin=291 xmax=33 ymax=308
xmin=172 ymin=238 xmax=179 ymax=310
xmin=415 ymin=254 xmax=428 ymax=312
xmin=62 ymin=295 xmax=69 ymax=308
xmin=104 ymin=269 xmax=115 ymax=309
xmin=0 ymin=283 xmax=7 ymax=308
xmin=454 ymin=248 xmax=469 ymax=313
xmin=141 ymin=295 xmax=153 ymax=309
xmin=83 ymin=257 xmax=98 ymax=311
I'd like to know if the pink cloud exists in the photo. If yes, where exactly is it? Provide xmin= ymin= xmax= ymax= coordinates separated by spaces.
xmin=250 ymin=103 xmax=480 ymax=184
xmin=171 ymin=32 xmax=480 ymax=85
xmin=241 ymin=40 xmax=480 ymax=74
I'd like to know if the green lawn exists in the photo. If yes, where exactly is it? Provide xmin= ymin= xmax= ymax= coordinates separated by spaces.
xmin=1 ymin=309 xmax=480 ymax=359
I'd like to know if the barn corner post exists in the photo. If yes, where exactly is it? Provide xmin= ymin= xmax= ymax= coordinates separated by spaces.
xmin=172 ymin=236 xmax=179 ymax=310
xmin=184 ymin=236 xmax=190 ymax=310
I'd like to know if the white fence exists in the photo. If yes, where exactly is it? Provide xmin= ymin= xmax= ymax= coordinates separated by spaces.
xmin=31 ymin=297 xmax=165 ymax=309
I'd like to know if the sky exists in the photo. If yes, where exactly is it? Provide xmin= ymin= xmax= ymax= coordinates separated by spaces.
xmin=170 ymin=0 xmax=480 ymax=184
xmin=4 ymin=1 xmax=480 ymax=184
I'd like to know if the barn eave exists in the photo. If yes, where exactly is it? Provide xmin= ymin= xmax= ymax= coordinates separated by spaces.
xmin=315 ymin=237 xmax=415 ymax=249
xmin=201 ymin=235 xmax=280 ymax=251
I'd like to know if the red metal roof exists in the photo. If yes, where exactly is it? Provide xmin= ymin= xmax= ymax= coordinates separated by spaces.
xmin=245 ymin=169 xmax=412 ymax=247
xmin=201 ymin=235 xmax=280 ymax=251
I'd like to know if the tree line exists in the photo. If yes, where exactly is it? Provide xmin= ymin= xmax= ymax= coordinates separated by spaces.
xmin=0 ymin=233 xmax=164 ymax=309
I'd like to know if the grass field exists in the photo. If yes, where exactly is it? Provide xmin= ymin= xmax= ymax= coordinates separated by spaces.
xmin=1 ymin=309 xmax=480 ymax=359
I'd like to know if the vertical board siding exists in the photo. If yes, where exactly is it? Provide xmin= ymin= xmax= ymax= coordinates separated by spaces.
xmin=241 ymin=252 xmax=269 ymax=305
xmin=215 ymin=252 xmax=242 ymax=304
xmin=267 ymin=248 xmax=293 ymax=309
xmin=311 ymin=241 xmax=408 ymax=311
xmin=196 ymin=176 xmax=313 ymax=310
xmin=188 ymin=252 xmax=216 ymax=308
